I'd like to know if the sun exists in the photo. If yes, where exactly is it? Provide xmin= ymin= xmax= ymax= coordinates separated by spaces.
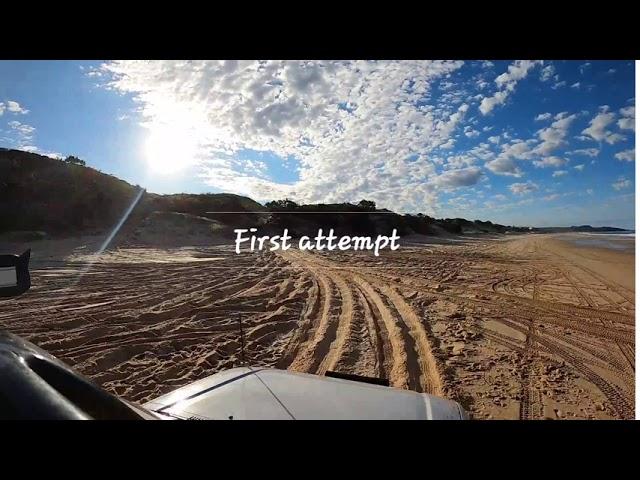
xmin=144 ymin=125 xmax=198 ymax=174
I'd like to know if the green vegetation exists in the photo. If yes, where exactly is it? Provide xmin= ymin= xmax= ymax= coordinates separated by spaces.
xmin=63 ymin=155 xmax=86 ymax=167
xmin=0 ymin=149 xmax=264 ymax=237
xmin=3 ymin=148 xmax=615 ymax=241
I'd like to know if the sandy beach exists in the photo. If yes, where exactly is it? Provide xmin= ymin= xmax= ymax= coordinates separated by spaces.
xmin=0 ymin=233 xmax=634 ymax=419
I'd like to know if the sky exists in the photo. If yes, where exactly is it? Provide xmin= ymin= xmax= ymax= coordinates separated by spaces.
xmin=0 ymin=60 xmax=635 ymax=229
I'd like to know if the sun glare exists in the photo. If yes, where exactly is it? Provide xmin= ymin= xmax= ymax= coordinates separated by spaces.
xmin=145 ymin=125 xmax=198 ymax=174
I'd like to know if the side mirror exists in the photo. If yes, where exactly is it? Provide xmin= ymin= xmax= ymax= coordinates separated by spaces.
xmin=0 ymin=249 xmax=31 ymax=298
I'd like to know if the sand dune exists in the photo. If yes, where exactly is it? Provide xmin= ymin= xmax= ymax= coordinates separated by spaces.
xmin=0 ymin=233 xmax=634 ymax=419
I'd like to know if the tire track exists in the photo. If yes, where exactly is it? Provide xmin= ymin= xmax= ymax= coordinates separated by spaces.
xmin=351 ymin=275 xmax=412 ymax=390
xmin=288 ymin=272 xmax=340 ymax=374
xmin=317 ymin=275 xmax=354 ymax=374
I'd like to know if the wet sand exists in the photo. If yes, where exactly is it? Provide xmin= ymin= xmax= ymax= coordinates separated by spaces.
xmin=0 ymin=233 xmax=634 ymax=419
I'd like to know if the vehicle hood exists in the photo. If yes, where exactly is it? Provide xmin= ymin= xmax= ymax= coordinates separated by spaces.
xmin=143 ymin=367 xmax=467 ymax=420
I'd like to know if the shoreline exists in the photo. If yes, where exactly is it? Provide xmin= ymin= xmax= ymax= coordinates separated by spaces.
xmin=545 ymin=234 xmax=634 ymax=291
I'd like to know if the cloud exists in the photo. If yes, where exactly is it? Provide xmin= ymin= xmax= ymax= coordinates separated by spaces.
xmin=551 ymin=81 xmax=566 ymax=90
xmin=582 ymin=111 xmax=625 ymax=144
xmin=485 ymin=140 xmax=534 ymax=177
xmin=10 ymin=144 xmax=62 ymax=159
xmin=0 ymin=100 xmax=29 ymax=116
xmin=431 ymin=166 xmax=484 ymax=189
xmin=6 ymin=101 xmax=29 ymax=114
xmin=570 ymin=82 xmax=580 ymax=89
xmin=579 ymin=62 xmax=591 ymax=74
xmin=618 ymin=106 xmax=635 ymax=131
xmin=615 ymin=148 xmax=635 ymax=162
xmin=533 ymin=156 xmax=566 ymax=168
xmin=573 ymin=164 xmax=585 ymax=171
xmin=552 ymin=170 xmax=568 ymax=177
xmin=568 ymin=148 xmax=599 ymax=157
xmin=586 ymin=188 xmax=594 ymax=195
xmin=98 ymin=60 xmax=470 ymax=213
xmin=479 ymin=60 xmax=541 ymax=115
xmin=92 ymin=60 xmax=635 ymax=222
xmin=8 ymin=120 xmax=35 ymax=139
xmin=464 ymin=126 xmax=480 ymax=138
xmin=509 ymin=181 xmax=539 ymax=195
xmin=443 ymin=154 xmax=476 ymax=169
xmin=485 ymin=156 xmax=522 ymax=177
xmin=612 ymin=176 xmax=631 ymax=191
xmin=620 ymin=106 xmax=634 ymax=116
xmin=604 ymin=133 xmax=626 ymax=144
xmin=540 ymin=64 xmax=555 ymax=82
xmin=531 ymin=113 xmax=577 ymax=156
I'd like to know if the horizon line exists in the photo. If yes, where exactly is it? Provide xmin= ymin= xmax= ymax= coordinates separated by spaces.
xmin=204 ymin=211 xmax=397 ymax=214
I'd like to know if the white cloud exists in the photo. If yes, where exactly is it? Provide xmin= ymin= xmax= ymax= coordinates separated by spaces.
xmin=464 ymin=127 xmax=480 ymax=138
xmin=535 ymin=112 xmax=552 ymax=121
xmin=485 ymin=156 xmax=522 ymax=177
xmin=533 ymin=156 xmax=566 ymax=168
xmin=568 ymin=148 xmax=599 ymax=157
xmin=509 ymin=181 xmax=539 ymax=195
xmin=91 ymin=60 xmax=635 ymax=221
xmin=551 ymin=81 xmax=566 ymax=90
xmin=0 ymin=102 xmax=4 ymax=116
xmin=98 ymin=60 xmax=471 ymax=213
xmin=485 ymin=140 xmax=534 ymax=177
xmin=8 ymin=120 xmax=35 ymax=139
xmin=615 ymin=149 xmax=635 ymax=162
xmin=12 ymin=144 xmax=63 ymax=159
xmin=531 ymin=113 xmax=577 ymax=156
xmin=586 ymin=188 xmax=594 ymax=195
xmin=431 ymin=166 xmax=484 ymax=189
xmin=618 ymin=106 xmax=635 ymax=131
xmin=479 ymin=60 xmax=541 ymax=115
xmin=582 ymin=111 xmax=625 ymax=144
xmin=579 ymin=62 xmax=591 ymax=74
xmin=570 ymin=82 xmax=580 ymax=89
xmin=618 ymin=119 xmax=634 ymax=130
xmin=468 ymin=143 xmax=494 ymax=161
xmin=540 ymin=64 xmax=555 ymax=82
xmin=552 ymin=170 xmax=568 ymax=177
xmin=573 ymin=164 xmax=585 ymax=171
xmin=6 ymin=101 xmax=29 ymax=114
xmin=612 ymin=176 xmax=631 ymax=191
xmin=439 ymin=138 xmax=456 ymax=150
xmin=443 ymin=154 xmax=476 ymax=169
xmin=620 ymin=106 xmax=634 ymax=117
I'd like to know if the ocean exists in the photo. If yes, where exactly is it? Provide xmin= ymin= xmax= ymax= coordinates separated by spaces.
xmin=569 ymin=231 xmax=635 ymax=251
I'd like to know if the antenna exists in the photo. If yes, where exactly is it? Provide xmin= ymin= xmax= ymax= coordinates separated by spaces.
xmin=237 ymin=313 xmax=246 ymax=366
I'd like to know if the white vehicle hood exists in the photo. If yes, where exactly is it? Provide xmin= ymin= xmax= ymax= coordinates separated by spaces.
xmin=143 ymin=367 xmax=467 ymax=420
